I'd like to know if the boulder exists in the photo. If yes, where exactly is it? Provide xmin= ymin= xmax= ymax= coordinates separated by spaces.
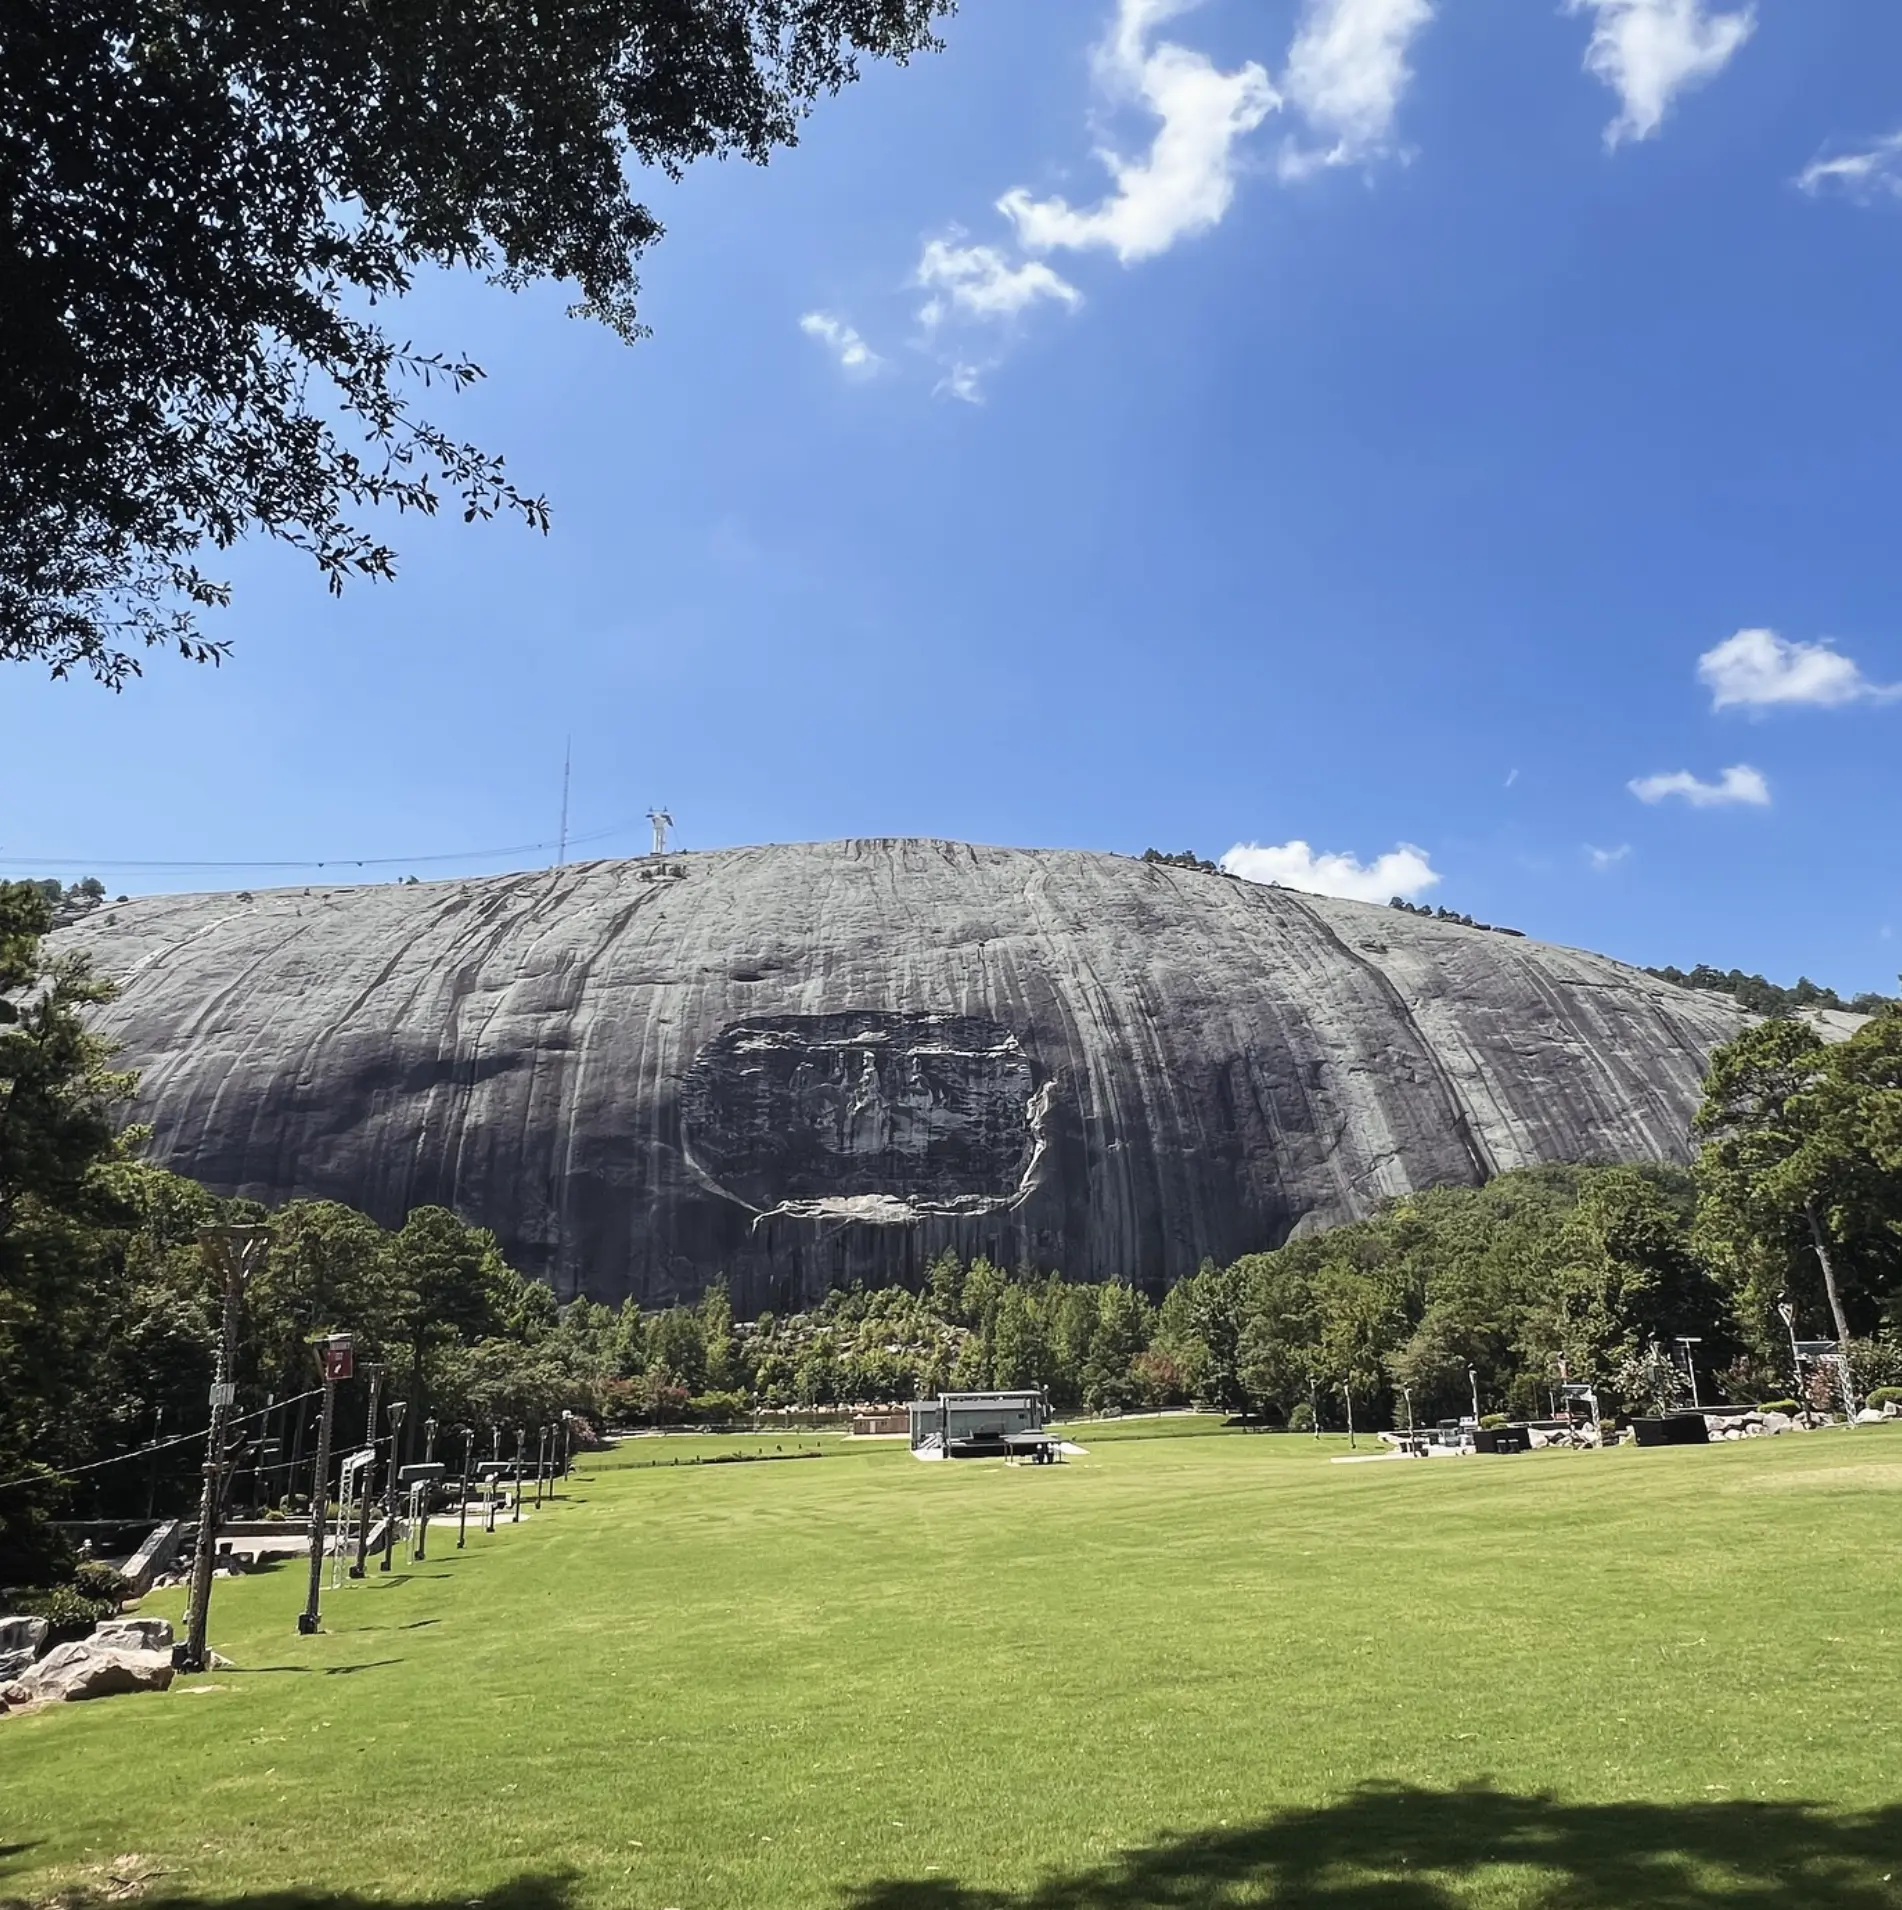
xmin=2 ymin=1640 xmax=175 ymax=1704
xmin=92 ymin=1615 xmax=174 ymax=1652
xmin=1855 ymin=1407 xmax=1888 ymax=1425
xmin=0 ymin=1647 xmax=40 ymax=1683
xmin=0 ymin=1614 xmax=50 ymax=1658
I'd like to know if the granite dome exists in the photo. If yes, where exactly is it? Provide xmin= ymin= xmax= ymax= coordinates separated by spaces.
xmin=54 ymin=838 xmax=1748 ymax=1310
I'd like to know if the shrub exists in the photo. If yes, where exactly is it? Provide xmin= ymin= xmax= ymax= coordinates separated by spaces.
xmin=1865 ymin=1387 xmax=1902 ymax=1410
xmin=1479 ymin=1413 xmax=1507 ymax=1430
xmin=1287 ymin=1402 xmax=1316 ymax=1434
xmin=72 ymin=1561 xmax=129 ymax=1606
xmin=686 ymin=1390 xmax=751 ymax=1424
xmin=10 ymin=1584 xmax=115 ymax=1642
xmin=1756 ymin=1400 xmax=1800 ymax=1417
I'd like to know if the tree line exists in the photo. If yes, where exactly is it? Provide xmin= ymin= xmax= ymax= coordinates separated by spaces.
xmin=6 ymin=876 xmax=1901 ymax=1585
xmin=1644 ymin=963 xmax=1898 ymax=1020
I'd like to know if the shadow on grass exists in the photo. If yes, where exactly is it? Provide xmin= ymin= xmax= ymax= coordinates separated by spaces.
xmin=843 ymin=1784 xmax=1902 ymax=1909
xmin=219 ymin=1659 xmax=404 ymax=1676
xmin=3 ymin=1869 xmax=573 ymax=1910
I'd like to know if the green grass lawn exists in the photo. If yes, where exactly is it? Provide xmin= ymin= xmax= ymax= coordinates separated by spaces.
xmin=4 ymin=1423 xmax=1901 ymax=1910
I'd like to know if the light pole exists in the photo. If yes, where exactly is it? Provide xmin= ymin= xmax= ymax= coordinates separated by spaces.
xmin=412 ymin=1415 xmax=440 ymax=1562
xmin=145 ymin=1405 xmax=165 ymax=1522
xmin=560 ymin=1409 xmax=574 ymax=1481
xmin=299 ymin=1333 xmax=354 ymax=1635
xmin=379 ymin=1401 xmax=407 ymax=1571
xmin=1401 ymin=1385 xmax=1414 ymax=1434
xmin=457 ymin=1427 xmax=475 ymax=1549
xmin=1675 ymin=1336 xmax=1703 ymax=1410
xmin=350 ymin=1363 xmax=384 ymax=1578
xmin=177 ymin=1224 xmax=272 ymax=1673
xmin=1467 ymin=1365 xmax=1481 ymax=1426
xmin=513 ymin=1426 xmax=525 ymax=1522
xmin=1777 ymin=1300 xmax=1807 ymax=1424
xmin=1342 ymin=1379 xmax=1356 ymax=1450
xmin=1307 ymin=1374 xmax=1321 ymax=1441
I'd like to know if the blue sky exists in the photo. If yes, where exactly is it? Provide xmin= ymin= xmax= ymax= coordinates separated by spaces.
xmin=5 ymin=0 xmax=1901 ymax=991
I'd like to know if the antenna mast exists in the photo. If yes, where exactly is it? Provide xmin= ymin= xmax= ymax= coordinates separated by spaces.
xmin=556 ymin=739 xmax=571 ymax=867
xmin=647 ymin=807 xmax=673 ymax=857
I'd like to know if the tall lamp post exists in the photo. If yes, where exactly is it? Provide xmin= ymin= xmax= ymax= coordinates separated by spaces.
xmin=350 ymin=1363 xmax=385 ymax=1578
xmin=1675 ymin=1336 xmax=1703 ymax=1411
xmin=413 ymin=1417 xmax=440 ymax=1562
xmin=1777 ymin=1301 xmax=1806 ymax=1424
xmin=299 ymin=1332 xmax=354 ymax=1635
xmin=457 ymin=1427 xmax=475 ymax=1549
xmin=177 ymin=1224 xmax=272 ymax=1673
xmin=379 ymin=1401 xmax=407 ymax=1571
xmin=1467 ymin=1364 xmax=1481 ymax=1427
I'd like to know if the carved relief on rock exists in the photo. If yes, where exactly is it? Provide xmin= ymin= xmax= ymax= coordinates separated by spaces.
xmin=679 ymin=1010 xmax=1049 ymax=1224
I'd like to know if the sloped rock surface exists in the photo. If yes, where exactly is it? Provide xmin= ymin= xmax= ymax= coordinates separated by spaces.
xmin=92 ymin=1616 xmax=174 ymax=1653
xmin=55 ymin=839 xmax=1748 ymax=1310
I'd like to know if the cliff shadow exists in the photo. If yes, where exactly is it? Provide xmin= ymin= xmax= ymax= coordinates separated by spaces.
xmin=840 ymin=1783 xmax=1902 ymax=1910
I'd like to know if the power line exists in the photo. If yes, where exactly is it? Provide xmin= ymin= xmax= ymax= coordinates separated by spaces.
xmin=0 ymin=819 xmax=646 ymax=877
xmin=0 ymin=1387 xmax=325 ymax=1492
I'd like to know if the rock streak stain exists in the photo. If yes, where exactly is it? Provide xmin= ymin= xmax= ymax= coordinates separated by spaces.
xmin=53 ymin=839 xmax=1750 ymax=1308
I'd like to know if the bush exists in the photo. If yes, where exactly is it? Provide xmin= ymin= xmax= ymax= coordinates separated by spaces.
xmin=9 ymin=1584 xmax=115 ymax=1642
xmin=686 ymin=1390 xmax=751 ymax=1424
xmin=1756 ymin=1400 xmax=1800 ymax=1417
xmin=1479 ymin=1413 xmax=1507 ymax=1430
xmin=1287 ymin=1402 xmax=1316 ymax=1434
xmin=72 ymin=1561 xmax=129 ymax=1606
xmin=1865 ymin=1387 xmax=1902 ymax=1410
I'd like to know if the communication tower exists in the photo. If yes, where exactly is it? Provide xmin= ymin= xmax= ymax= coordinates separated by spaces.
xmin=647 ymin=807 xmax=673 ymax=857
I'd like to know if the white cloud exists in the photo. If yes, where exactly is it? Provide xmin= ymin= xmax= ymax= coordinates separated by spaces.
xmin=998 ymin=0 xmax=1280 ymax=264
xmin=1697 ymin=627 xmax=1899 ymax=711
xmin=1628 ymin=764 xmax=1770 ymax=808
xmin=914 ymin=238 xmax=1082 ymax=327
xmin=1799 ymin=132 xmax=1902 ymax=204
xmin=1567 ymin=0 xmax=1755 ymax=148
xmin=1280 ymin=0 xmax=1435 ymax=177
xmin=1587 ymin=843 xmax=1632 ymax=871
xmin=934 ymin=361 xmax=986 ymax=405
xmin=799 ymin=311 xmax=880 ymax=372
xmin=1220 ymin=837 xmax=1440 ymax=902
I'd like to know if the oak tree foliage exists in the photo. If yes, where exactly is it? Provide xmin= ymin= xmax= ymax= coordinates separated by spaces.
xmin=1 ymin=0 xmax=950 ymax=685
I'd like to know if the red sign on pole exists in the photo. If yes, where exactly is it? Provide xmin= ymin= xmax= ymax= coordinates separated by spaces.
xmin=321 ymin=1336 xmax=355 ymax=1382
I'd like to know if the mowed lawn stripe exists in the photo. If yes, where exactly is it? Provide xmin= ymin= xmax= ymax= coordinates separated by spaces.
xmin=2 ymin=1424 xmax=1899 ymax=1909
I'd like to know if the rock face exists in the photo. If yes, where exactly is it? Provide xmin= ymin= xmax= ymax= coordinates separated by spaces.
xmin=0 ymin=1616 xmax=50 ymax=1659
xmin=92 ymin=1616 xmax=174 ymax=1653
xmin=55 ymin=839 xmax=1750 ymax=1312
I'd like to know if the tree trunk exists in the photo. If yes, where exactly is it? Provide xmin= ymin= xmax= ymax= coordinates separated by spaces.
xmin=1804 ymin=1198 xmax=1854 ymax=1348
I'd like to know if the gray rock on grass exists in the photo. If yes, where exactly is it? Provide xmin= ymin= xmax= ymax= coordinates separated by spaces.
xmin=0 ymin=1615 xmax=50 ymax=1659
xmin=1 ymin=1640 xmax=175 ymax=1705
xmin=92 ymin=1615 xmax=174 ymax=1652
